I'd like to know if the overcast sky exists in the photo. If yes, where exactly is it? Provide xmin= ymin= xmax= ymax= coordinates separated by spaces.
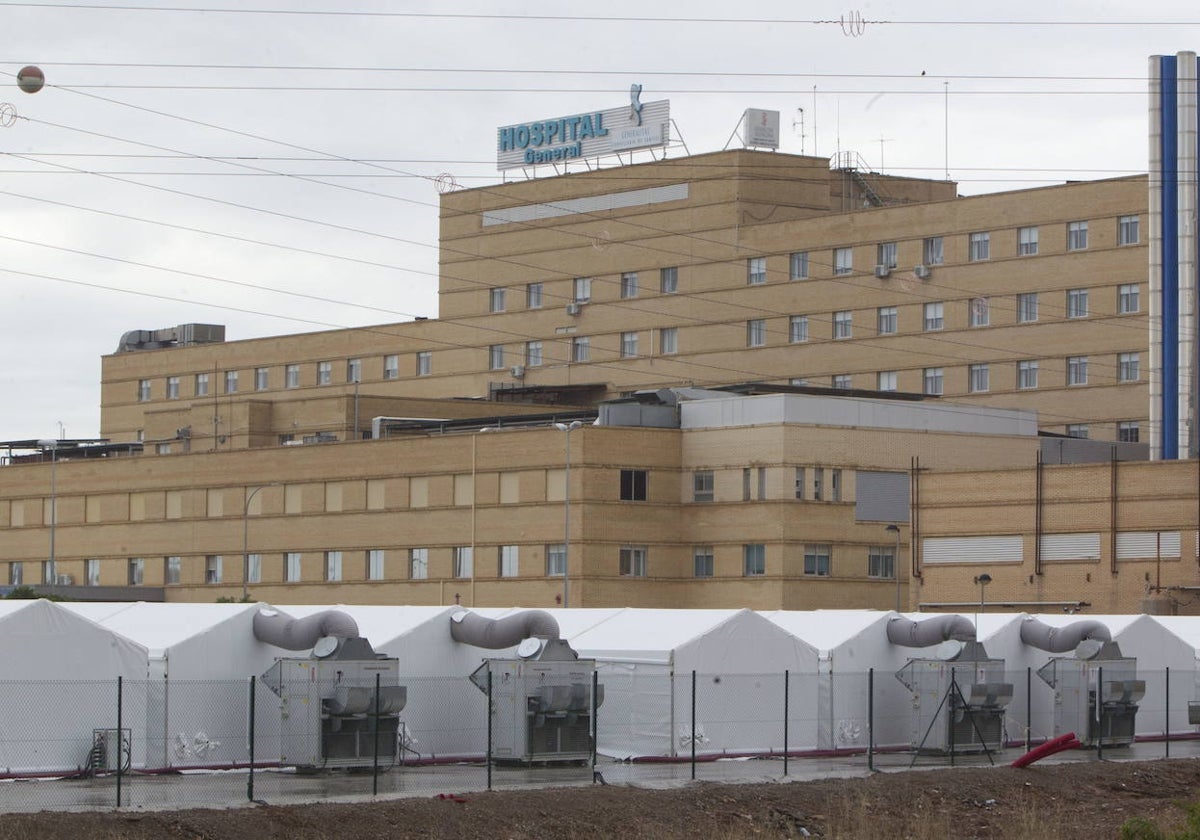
xmin=1 ymin=1 xmax=1195 ymax=441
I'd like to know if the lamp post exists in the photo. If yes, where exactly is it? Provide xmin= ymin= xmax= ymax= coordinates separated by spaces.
xmin=37 ymin=439 xmax=57 ymax=586
xmin=243 ymin=484 xmax=277 ymax=601
xmin=885 ymin=524 xmax=902 ymax=611
xmin=554 ymin=421 xmax=582 ymax=608
xmin=973 ymin=573 xmax=993 ymax=631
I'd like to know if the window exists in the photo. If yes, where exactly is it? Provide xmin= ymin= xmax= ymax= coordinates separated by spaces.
xmin=876 ymin=241 xmax=898 ymax=269
xmin=693 ymin=546 xmax=714 ymax=578
xmin=167 ymin=376 xmax=180 ymax=399
xmin=1118 ymin=421 xmax=1140 ymax=443
xmin=195 ymin=373 xmax=209 ymax=397
xmin=747 ymin=319 xmax=766 ymax=347
xmin=1067 ymin=220 xmax=1089 ymax=251
xmin=573 ymin=277 xmax=592 ymax=302
xmin=1067 ymin=356 xmax=1089 ymax=386
xmin=156 ymin=443 xmax=172 ymax=455
xmin=659 ymin=327 xmax=678 ymax=355
xmin=970 ymin=297 xmax=989 ymax=327
xmin=224 ymin=370 xmax=239 ymax=393
xmin=1017 ymin=293 xmax=1038 ymax=323
xmin=968 ymin=231 xmax=990 ymax=261
xmin=831 ymin=469 xmax=842 ymax=502
xmin=205 ymin=555 xmax=223 ymax=584
xmin=571 ymin=337 xmax=590 ymax=362
xmin=742 ymin=467 xmax=766 ymax=501
xmin=128 ymin=558 xmax=144 ymax=585
xmin=453 ymin=547 xmax=473 ymax=578
xmin=346 ymin=358 xmax=361 ymax=384
xmin=383 ymin=355 xmax=399 ymax=380
xmin=834 ymin=247 xmax=853 ymax=275
xmin=833 ymin=310 xmax=852 ymax=339
xmin=789 ymin=252 xmax=809 ymax=280
xmin=620 ymin=469 xmax=648 ymax=501
xmin=1067 ymin=288 xmax=1089 ymax=319
xmin=877 ymin=371 xmax=897 ymax=391
xmin=489 ymin=345 xmax=505 ymax=370
xmin=317 ymin=361 xmax=332 ymax=385
xmin=409 ymin=548 xmax=428 ymax=580
xmin=526 ymin=282 xmax=543 ymax=309
xmin=877 ymin=306 xmax=897 ymax=335
xmin=804 ymin=544 xmax=831 ymax=576
xmin=285 ymin=365 xmax=300 ymax=388
xmin=1118 ymin=215 xmax=1140 ymax=246
xmin=743 ymin=544 xmax=765 ymax=577
xmin=620 ymin=272 xmax=638 ymax=299
xmin=789 ymin=378 xmax=807 ymax=386
xmin=969 ymin=363 xmax=990 ymax=393
xmin=285 ymin=552 xmax=302 ymax=582
xmin=137 ymin=379 xmax=151 ymax=402
xmin=367 ymin=549 xmax=385 ymax=581
xmin=499 ymin=545 xmax=519 ymax=577
xmin=8 ymin=562 xmax=22 ymax=586
xmin=620 ymin=546 xmax=647 ymax=577
xmin=546 ymin=543 xmax=566 ymax=577
xmin=660 ymin=266 xmax=678 ymax=294
xmin=923 ymin=302 xmax=944 ymax=331
xmin=620 ymin=331 xmax=638 ymax=358
xmin=255 ymin=367 xmax=269 ymax=390
xmin=85 ymin=558 xmax=99 ymax=587
xmin=246 ymin=553 xmax=262 ymax=584
xmin=489 ymin=287 xmax=506 ymax=313
xmin=1018 ymin=226 xmax=1039 ymax=256
xmin=789 ymin=315 xmax=809 ymax=343
xmin=923 ymin=367 xmax=944 ymax=396
xmin=794 ymin=467 xmax=805 ymax=500
xmin=164 ymin=556 xmax=181 ymax=585
xmin=747 ymin=257 xmax=767 ymax=285
xmin=1066 ymin=424 xmax=1089 ymax=439
xmin=813 ymin=467 xmax=824 ymax=501
xmin=1118 ymin=352 xmax=1140 ymax=382
xmin=922 ymin=237 xmax=944 ymax=266
xmin=868 ymin=546 xmax=896 ymax=579
xmin=526 ymin=340 xmax=543 ymax=367
xmin=1018 ymin=360 xmax=1039 ymax=389
xmin=416 ymin=351 xmax=432 ymax=376
xmin=693 ymin=470 xmax=714 ymax=502
xmin=1118 ymin=284 xmax=1140 ymax=314
xmin=833 ymin=374 xmax=852 ymax=389
xmin=325 ymin=550 xmax=342 ymax=581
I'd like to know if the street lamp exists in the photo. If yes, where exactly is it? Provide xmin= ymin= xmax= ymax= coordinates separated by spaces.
xmin=243 ymin=484 xmax=278 ymax=601
xmin=973 ymin=573 xmax=993 ymax=631
xmin=36 ymin=439 xmax=58 ymax=587
xmin=885 ymin=524 xmax=902 ymax=611
xmin=554 ymin=421 xmax=582 ymax=608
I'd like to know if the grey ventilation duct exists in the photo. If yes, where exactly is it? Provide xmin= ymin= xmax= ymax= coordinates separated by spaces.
xmin=450 ymin=609 xmax=560 ymax=648
xmin=253 ymin=607 xmax=359 ymax=650
xmin=886 ymin=614 xmax=976 ymax=647
xmin=1019 ymin=617 xmax=1111 ymax=653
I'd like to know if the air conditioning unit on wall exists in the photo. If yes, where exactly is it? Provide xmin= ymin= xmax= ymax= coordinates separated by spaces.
xmin=874 ymin=265 xmax=891 ymax=279
xmin=565 ymin=303 xmax=583 ymax=316
xmin=914 ymin=265 xmax=931 ymax=280
xmin=510 ymin=365 xmax=525 ymax=378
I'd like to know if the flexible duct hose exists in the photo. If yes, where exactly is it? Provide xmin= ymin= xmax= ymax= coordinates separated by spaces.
xmin=450 ymin=609 xmax=560 ymax=648
xmin=886 ymin=614 xmax=976 ymax=647
xmin=1019 ymin=618 xmax=1110 ymax=653
xmin=253 ymin=607 xmax=360 ymax=650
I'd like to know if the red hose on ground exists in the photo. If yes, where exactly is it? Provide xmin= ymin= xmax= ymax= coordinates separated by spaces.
xmin=1010 ymin=732 xmax=1081 ymax=768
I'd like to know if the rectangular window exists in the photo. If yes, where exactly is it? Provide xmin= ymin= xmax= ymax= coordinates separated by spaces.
xmin=813 ymin=467 xmax=824 ymax=501
xmin=659 ymin=327 xmax=678 ymax=355
xmin=246 ymin=553 xmax=262 ymax=584
xmin=127 ymin=558 xmax=144 ymax=586
xmin=660 ymin=266 xmax=678 ymax=294
xmin=789 ymin=252 xmax=809 ymax=280
xmin=969 ymin=363 xmax=989 ymax=393
xmin=747 ymin=256 xmax=767 ymax=285
xmin=1118 ymin=284 xmax=1140 ymax=314
xmin=137 ymin=379 xmax=151 ymax=401
xmin=1118 ymin=352 xmax=1140 ymax=382
xmin=526 ymin=282 xmax=543 ymax=309
xmin=924 ymin=367 xmax=944 ymax=396
xmin=1067 ymin=356 xmax=1089 ymax=386
xmin=285 ymin=365 xmax=300 ymax=389
xmin=416 ymin=351 xmax=432 ymax=376
xmin=546 ymin=543 xmax=566 ymax=577
xmin=742 ymin=544 xmax=766 ymax=577
xmin=877 ymin=371 xmax=897 ymax=391
xmin=367 ymin=549 xmax=385 ymax=581
xmin=526 ymin=340 xmax=543 ymax=367
xmin=1118 ymin=421 xmax=1140 ymax=443
xmin=1017 ymin=226 xmax=1039 ymax=256
xmin=923 ymin=237 xmax=944 ymax=266
xmin=1018 ymin=360 xmax=1039 ymax=389
xmin=573 ymin=277 xmax=592 ymax=302
xmin=868 ymin=546 xmax=896 ymax=579
xmin=383 ymin=354 xmax=399 ymax=379
xmin=489 ymin=287 xmax=506 ymax=313
xmin=325 ymin=550 xmax=342 ymax=582
xmin=1067 ymin=288 xmax=1089 ymax=319
xmin=1017 ymin=293 xmax=1038 ymax=323
xmin=620 ymin=469 xmax=648 ymax=501
xmin=968 ymin=231 xmax=990 ymax=262
xmin=499 ymin=545 xmax=519 ymax=577
xmin=453 ymin=547 xmax=473 ymax=578
xmin=1118 ymin=215 xmax=1140 ymax=246
xmin=693 ymin=470 xmax=714 ymax=502
xmin=742 ymin=468 xmax=752 ymax=501
xmin=747 ymin=319 xmax=766 ymax=347
xmin=877 ymin=306 xmax=897 ymax=335
xmin=224 ymin=370 xmax=239 ymax=393
xmin=620 ymin=331 xmax=638 ymax=358
xmin=571 ymin=337 xmax=590 ymax=362
xmin=255 ymin=367 xmax=269 ymax=390
xmin=317 ymin=361 xmax=332 ymax=385
xmin=803 ymin=544 xmax=831 ymax=576
xmin=164 ymin=556 xmax=181 ymax=585
xmin=970 ymin=297 xmax=990 ymax=327
xmin=834 ymin=247 xmax=853 ymax=275
xmin=1067 ymin=220 xmax=1089 ymax=251
xmin=205 ymin=555 xmax=222 ymax=584
xmin=285 ymin=552 xmax=302 ymax=582
xmin=409 ymin=548 xmax=428 ymax=580
xmin=620 ymin=546 xmax=647 ymax=577
xmin=789 ymin=315 xmax=809 ymax=343
xmin=833 ymin=310 xmax=852 ymax=339
xmin=489 ymin=345 xmax=505 ymax=370
xmin=1066 ymin=424 xmax=1089 ymax=439
xmin=794 ymin=467 xmax=805 ymax=500
xmin=833 ymin=374 xmax=852 ymax=389
xmin=620 ymin=272 xmax=638 ymax=299
xmin=831 ymin=469 xmax=842 ymax=502
xmin=8 ymin=562 xmax=22 ymax=586
xmin=923 ymin=302 xmax=944 ymax=331
xmin=346 ymin=358 xmax=361 ymax=384
xmin=877 ymin=241 xmax=898 ymax=269
xmin=167 ymin=376 xmax=180 ymax=399
xmin=85 ymin=558 xmax=100 ymax=587
xmin=693 ymin=546 xmax=714 ymax=578
xmin=195 ymin=373 xmax=209 ymax=397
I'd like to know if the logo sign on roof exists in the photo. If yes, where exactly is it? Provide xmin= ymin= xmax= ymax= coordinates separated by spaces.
xmin=742 ymin=109 xmax=780 ymax=150
xmin=497 ymin=92 xmax=670 ymax=170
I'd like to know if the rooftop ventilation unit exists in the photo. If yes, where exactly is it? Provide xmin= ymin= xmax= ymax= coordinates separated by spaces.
xmin=914 ymin=265 xmax=931 ymax=280
xmin=874 ymin=265 xmax=891 ymax=279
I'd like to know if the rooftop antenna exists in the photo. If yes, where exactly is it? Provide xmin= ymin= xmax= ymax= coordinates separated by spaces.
xmin=944 ymin=81 xmax=950 ymax=180
xmin=812 ymin=85 xmax=818 ymax=156
xmin=878 ymin=133 xmax=894 ymax=173
xmin=793 ymin=107 xmax=806 ymax=154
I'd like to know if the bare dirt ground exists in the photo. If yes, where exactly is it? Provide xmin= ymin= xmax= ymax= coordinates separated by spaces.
xmin=1 ymin=758 xmax=1198 ymax=839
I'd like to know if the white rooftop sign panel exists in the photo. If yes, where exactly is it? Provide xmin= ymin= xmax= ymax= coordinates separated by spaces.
xmin=496 ymin=99 xmax=669 ymax=170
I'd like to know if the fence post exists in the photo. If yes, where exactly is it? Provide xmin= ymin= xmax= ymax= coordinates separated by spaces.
xmin=486 ymin=669 xmax=493 ymax=791
xmin=949 ymin=667 xmax=956 ymax=767
xmin=1097 ymin=665 xmax=1104 ymax=761
xmin=1025 ymin=666 xmax=1032 ymax=753
xmin=591 ymin=669 xmax=599 ymax=777
xmin=373 ymin=671 xmax=381 ymax=796
xmin=247 ymin=676 xmax=256 ymax=803
xmin=868 ymin=668 xmax=875 ymax=772
xmin=783 ymin=670 xmax=789 ymax=777
xmin=1165 ymin=667 xmax=1171 ymax=758
xmin=690 ymin=670 xmax=697 ymax=781
xmin=116 ymin=675 xmax=124 ymax=808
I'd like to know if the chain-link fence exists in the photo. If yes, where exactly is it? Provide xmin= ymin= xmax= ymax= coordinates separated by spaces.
xmin=0 ymin=667 xmax=1196 ymax=812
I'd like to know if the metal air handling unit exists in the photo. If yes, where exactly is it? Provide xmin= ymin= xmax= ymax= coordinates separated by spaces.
xmin=256 ymin=607 xmax=407 ymax=769
xmin=892 ymin=615 xmax=1013 ymax=754
xmin=452 ymin=609 xmax=602 ymax=764
xmin=1024 ymin=617 xmax=1144 ymax=748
